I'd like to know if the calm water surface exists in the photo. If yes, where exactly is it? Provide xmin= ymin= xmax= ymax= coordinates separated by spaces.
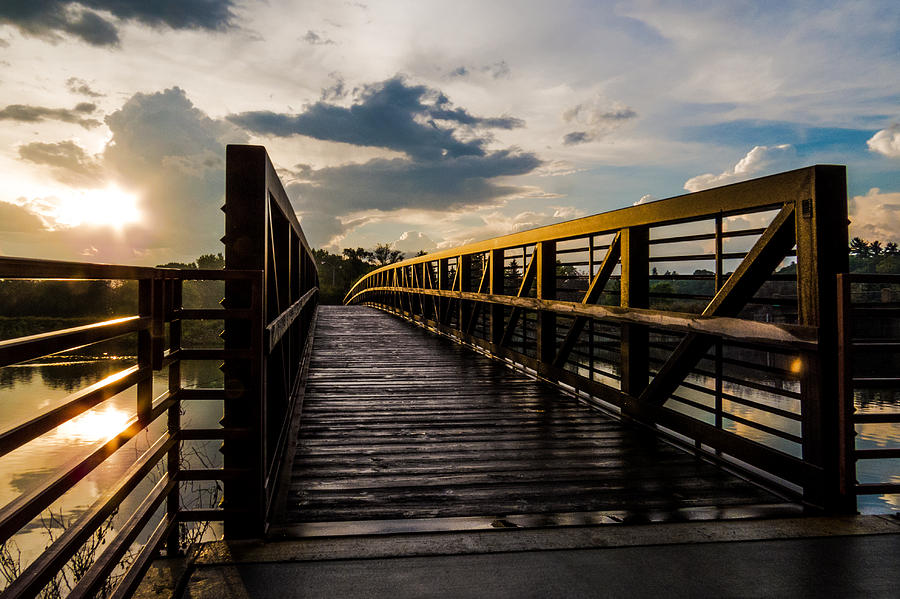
xmin=0 ymin=356 xmax=223 ymax=569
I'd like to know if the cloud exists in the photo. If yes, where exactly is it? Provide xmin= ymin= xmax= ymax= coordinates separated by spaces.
xmin=9 ymin=87 xmax=250 ymax=262
xmin=18 ymin=141 xmax=105 ymax=186
xmin=867 ymin=125 xmax=900 ymax=158
xmin=437 ymin=206 xmax=587 ymax=248
xmin=66 ymin=77 xmax=103 ymax=98
xmin=634 ymin=194 xmax=655 ymax=206
xmin=0 ymin=201 xmax=45 ymax=233
xmin=303 ymin=30 xmax=335 ymax=45
xmin=228 ymin=76 xmax=525 ymax=161
xmin=393 ymin=231 xmax=437 ymax=255
xmin=0 ymin=0 xmax=236 ymax=47
xmin=849 ymin=188 xmax=900 ymax=241
xmin=447 ymin=61 xmax=510 ymax=79
xmin=99 ymin=87 xmax=248 ymax=255
xmin=562 ymin=97 xmax=637 ymax=145
xmin=683 ymin=144 xmax=796 ymax=192
xmin=287 ymin=151 xmax=541 ymax=213
xmin=0 ymin=102 xmax=100 ymax=128
xmin=228 ymin=76 xmax=543 ymax=248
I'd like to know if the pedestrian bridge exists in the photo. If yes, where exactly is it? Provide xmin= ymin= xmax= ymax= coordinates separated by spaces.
xmin=1 ymin=145 xmax=898 ymax=598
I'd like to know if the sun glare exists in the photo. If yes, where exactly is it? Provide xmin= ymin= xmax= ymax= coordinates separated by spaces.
xmin=56 ymin=405 xmax=131 ymax=443
xmin=53 ymin=185 xmax=142 ymax=230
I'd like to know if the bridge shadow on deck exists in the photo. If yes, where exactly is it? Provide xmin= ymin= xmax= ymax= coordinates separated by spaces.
xmin=275 ymin=306 xmax=799 ymax=534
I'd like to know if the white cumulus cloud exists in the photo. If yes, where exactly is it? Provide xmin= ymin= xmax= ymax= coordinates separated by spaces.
xmin=849 ymin=188 xmax=900 ymax=241
xmin=683 ymin=144 xmax=795 ymax=192
xmin=867 ymin=125 xmax=900 ymax=158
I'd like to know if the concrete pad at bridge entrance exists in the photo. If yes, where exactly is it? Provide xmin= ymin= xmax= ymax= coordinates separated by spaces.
xmin=136 ymin=515 xmax=900 ymax=598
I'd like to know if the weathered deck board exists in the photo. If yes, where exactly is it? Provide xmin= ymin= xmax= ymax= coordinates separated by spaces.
xmin=279 ymin=306 xmax=794 ymax=525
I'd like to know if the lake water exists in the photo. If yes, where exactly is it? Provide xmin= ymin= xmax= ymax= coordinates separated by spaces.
xmin=0 ymin=355 xmax=224 ymax=577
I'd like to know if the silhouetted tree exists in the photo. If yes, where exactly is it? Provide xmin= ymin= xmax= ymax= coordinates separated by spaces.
xmin=373 ymin=243 xmax=404 ymax=265
xmin=849 ymin=237 xmax=871 ymax=257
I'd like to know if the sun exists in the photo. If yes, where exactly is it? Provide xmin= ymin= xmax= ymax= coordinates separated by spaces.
xmin=53 ymin=185 xmax=142 ymax=230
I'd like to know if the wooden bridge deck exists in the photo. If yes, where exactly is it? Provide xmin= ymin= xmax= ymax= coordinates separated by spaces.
xmin=276 ymin=306 xmax=800 ymax=532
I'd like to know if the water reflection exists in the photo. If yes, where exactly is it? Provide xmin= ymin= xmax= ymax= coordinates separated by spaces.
xmin=56 ymin=405 xmax=131 ymax=443
xmin=0 ymin=356 xmax=224 ymax=571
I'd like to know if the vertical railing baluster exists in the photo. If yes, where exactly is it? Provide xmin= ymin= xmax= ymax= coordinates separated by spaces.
xmin=137 ymin=279 xmax=153 ymax=422
xmin=536 ymin=241 xmax=556 ymax=375
xmin=715 ymin=214 xmax=724 ymax=434
xmin=166 ymin=278 xmax=182 ymax=556
xmin=489 ymin=249 xmax=505 ymax=348
xmin=620 ymin=226 xmax=649 ymax=412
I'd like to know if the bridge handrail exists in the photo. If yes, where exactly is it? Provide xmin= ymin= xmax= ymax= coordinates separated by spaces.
xmin=837 ymin=272 xmax=900 ymax=500
xmin=0 ymin=259 xmax=261 ymax=598
xmin=0 ymin=144 xmax=319 ymax=596
xmin=346 ymin=165 xmax=853 ymax=510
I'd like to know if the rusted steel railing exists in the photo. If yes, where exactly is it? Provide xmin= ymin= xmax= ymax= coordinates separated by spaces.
xmin=0 ymin=144 xmax=317 ymax=596
xmin=346 ymin=165 xmax=853 ymax=511
xmin=837 ymin=273 xmax=900 ymax=503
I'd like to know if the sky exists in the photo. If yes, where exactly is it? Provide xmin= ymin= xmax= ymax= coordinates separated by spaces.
xmin=0 ymin=0 xmax=898 ymax=264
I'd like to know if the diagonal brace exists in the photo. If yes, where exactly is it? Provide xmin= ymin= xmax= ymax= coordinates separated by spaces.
xmin=638 ymin=203 xmax=797 ymax=405
xmin=464 ymin=256 xmax=491 ymax=335
xmin=500 ymin=247 xmax=539 ymax=347
xmin=553 ymin=232 xmax=622 ymax=368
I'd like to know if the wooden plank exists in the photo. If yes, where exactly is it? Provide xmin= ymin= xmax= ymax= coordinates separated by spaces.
xmin=279 ymin=306 xmax=795 ymax=526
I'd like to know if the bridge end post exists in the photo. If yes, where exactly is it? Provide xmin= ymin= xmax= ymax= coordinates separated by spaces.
xmin=796 ymin=165 xmax=853 ymax=512
xmin=222 ymin=145 xmax=268 ymax=539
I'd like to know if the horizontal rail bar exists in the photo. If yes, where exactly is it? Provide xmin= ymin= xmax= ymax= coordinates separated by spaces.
xmin=851 ymin=377 xmax=900 ymax=388
xmin=352 ymin=286 xmax=817 ymax=349
xmin=854 ymin=448 xmax=900 ymax=459
xmin=852 ymin=413 xmax=900 ymax=424
xmin=0 ymin=256 xmax=160 ymax=279
xmin=67 ymin=474 xmax=176 ymax=599
xmin=0 ymin=392 xmax=174 ymax=544
xmin=108 ymin=514 xmax=178 ymax=599
xmin=2 ymin=432 xmax=176 ymax=599
xmin=855 ymin=483 xmax=900 ymax=495
xmin=178 ymin=388 xmax=224 ymax=400
xmin=0 ymin=316 xmax=147 ymax=368
xmin=266 ymin=286 xmax=317 ymax=352
xmin=0 ymin=257 xmax=260 ymax=281
xmin=0 ymin=365 xmax=148 ymax=458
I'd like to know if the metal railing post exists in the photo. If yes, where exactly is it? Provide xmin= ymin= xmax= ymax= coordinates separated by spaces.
xmin=620 ymin=226 xmax=649 ymax=407
xmin=795 ymin=165 xmax=851 ymax=510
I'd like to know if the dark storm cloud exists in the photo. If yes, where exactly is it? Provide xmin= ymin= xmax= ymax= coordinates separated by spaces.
xmin=66 ymin=77 xmax=104 ymax=98
xmin=287 ymin=150 xmax=542 ymax=214
xmin=18 ymin=140 xmax=104 ymax=186
xmin=0 ymin=1 xmax=235 ymax=47
xmin=229 ymin=76 xmax=541 ymax=247
xmin=0 ymin=102 xmax=100 ymax=128
xmin=228 ymin=76 xmax=526 ymax=160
